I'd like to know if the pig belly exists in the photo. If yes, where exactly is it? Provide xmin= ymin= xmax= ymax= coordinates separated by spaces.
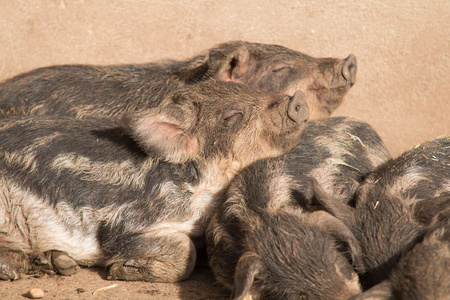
xmin=0 ymin=178 xmax=101 ymax=264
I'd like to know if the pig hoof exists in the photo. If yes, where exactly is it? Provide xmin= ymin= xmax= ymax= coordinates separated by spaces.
xmin=107 ymin=259 xmax=158 ymax=282
xmin=51 ymin=251 xmax=79 ymax=276
xmin=0 ymin=256 xmax=20 ymax=280
xmin=108 ymin=260 xmax=142 ymax=281
xmin=107 ymin=257 xmax=193 ymax=282
xmin=32 ymin=253 xmax=56 ymax=275
xmin=32 ymin=251 xmax=78 ymax=276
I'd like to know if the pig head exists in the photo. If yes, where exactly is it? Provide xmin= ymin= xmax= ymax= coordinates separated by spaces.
xmin=207 ymin=41 xmax=357 ymax=120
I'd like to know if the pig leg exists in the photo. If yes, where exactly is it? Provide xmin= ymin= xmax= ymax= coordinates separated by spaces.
xmin=106 ymin=233 xmax=196 ymax=282
xmin=0 ymin=250 xmax=78 ymax=280
xmin=49 ymin=251 xmax=79 ymax=275
xmin=0 ymin=252 xmax=21 ymax=280
xmin=31 ymin=251 xmax=78 ymax=276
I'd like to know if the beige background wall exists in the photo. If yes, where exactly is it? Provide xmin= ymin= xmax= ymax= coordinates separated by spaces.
xmin=0 ymin=0 xmax=448 ymax=157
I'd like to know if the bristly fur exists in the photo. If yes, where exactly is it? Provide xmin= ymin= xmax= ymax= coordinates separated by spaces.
xmin=0 ymin=81 xmax=308 ymax=282
xmin=206 ymin=117 xmax=390 ymax=300
xmin=0 ymin=41 xmax=356 ymax=121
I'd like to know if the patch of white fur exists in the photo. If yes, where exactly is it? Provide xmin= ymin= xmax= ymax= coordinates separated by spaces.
xmin=1 ymin=151 xmax=36 ymax=172
xmin=50 ymin=153 xmax=154 ymax=189
xmin=334 ymin=263 xmax=362 ymax=296
xmin=190 ymin=157 xmax=241 ymax=213
xmin=315 ymin=121 xmax=356 ymax=158
xmin=316 ymin=119 xmax=389 ymax=170
xmin=67 ymin=104 xmax=121 ymax=119
xmin=233 ymin=116 xmax=289 ymax=168
xmin=308 ymin=160 xmax=357 ymax=203
xmin=434 ymin=179 xmax=450 ymax=198
xmin=0 ymin=132 xmax=61 ymax=173
xmin=387 ymin=166 xmax=431 ymax=203
xmin=267 ymin=166 xmax=299 ymax=213
xmin=0 ymin=104 xmax=47 ymax=120
xmin=143 ymin=156 xmax=243 ymax=238
xmin=365 ymin=143 xmax=391 ymax=169
xmin=0 ymin=177 xmax=101 ymax=264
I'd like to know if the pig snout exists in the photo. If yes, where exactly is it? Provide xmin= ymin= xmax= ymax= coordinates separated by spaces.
xmin=341 ymin=54 xmax=357 ymax=85
xmin=287 ymin=90 xmax=310 ymax=124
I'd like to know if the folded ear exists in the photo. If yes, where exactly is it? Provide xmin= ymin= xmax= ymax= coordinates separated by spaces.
xmin=232 ymin=252 xmax=264 ymax=300
xmin=309 ymin=210 xmax=365 ymax=273
xmin=311 ymin=177 xmax=356 ymax=229
xmin=122 ymin=107 xmax=199 ymax=163
xmin=209 ymin=45 xmax=250 ymax=82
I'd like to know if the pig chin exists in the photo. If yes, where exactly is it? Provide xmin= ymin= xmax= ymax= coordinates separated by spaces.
xmin=304 ymin=88 xmax=348 ymax=120
xmin=284 ymin=81 xmax=350 ymax=120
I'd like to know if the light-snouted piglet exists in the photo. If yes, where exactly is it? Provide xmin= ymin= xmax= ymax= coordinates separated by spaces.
xmin=0 ymin=81 xmax=309 ymax=282
xmin=206 ymin=117 xmax=391 ymax=300
xmin=0 ymin=41 xmax=356 ymax=120
xmin=315 ymin=136 xmax=450 ymax=294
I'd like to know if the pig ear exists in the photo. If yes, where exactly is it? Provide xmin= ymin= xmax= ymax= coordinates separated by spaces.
xmin=311 ymin=177 xmax=356 ymax=229
xmin=310 ymin=178 xmax=361 ymax=270
xmin=232 ymin=252 xmax=264 ymax=300
xmin=210 ymin=46 xmax=250 ymax=82
xmin=309 ymin=210 xmax=365 ymax=273
xmin=122 ymin=108 xmax=199 ymax=163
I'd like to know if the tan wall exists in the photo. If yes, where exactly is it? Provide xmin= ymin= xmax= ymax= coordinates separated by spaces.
xmin=0 ymin=0 xmax=449 ymax=157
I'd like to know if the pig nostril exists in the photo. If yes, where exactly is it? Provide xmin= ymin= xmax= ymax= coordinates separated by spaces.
xmin=342 ymin=54 xmax=357 ymax=83
xmin=287 ymin=90 xmax=309 ymax=123
xmin=348 ymin=64 xmax=356 ymax=75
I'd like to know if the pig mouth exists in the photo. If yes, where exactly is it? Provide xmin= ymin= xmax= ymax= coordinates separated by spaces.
xmin=308 ymin=81 xmax=353 ymax=91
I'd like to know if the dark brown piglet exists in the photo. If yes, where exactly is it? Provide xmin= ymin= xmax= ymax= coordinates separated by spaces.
xmin=0 ymin=81 xmax=309 ymax=282
xmin=0 ymin=41 xmax=355 ymax=120
xmin=207 ymin=161 xmax=363 ymax=300
xmin=350 ymin=219 xmax=450 ymax=300
xmin=206 ymin=117 xmax=390 ymax=300
xmin=315 ymin=136 xmax=450 ymax=291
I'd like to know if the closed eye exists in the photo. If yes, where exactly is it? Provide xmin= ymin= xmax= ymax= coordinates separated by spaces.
xmin=272 ymin=62 xmax=293 ymax=73
xmin=223 ymin=110 xmax=244 ymax=130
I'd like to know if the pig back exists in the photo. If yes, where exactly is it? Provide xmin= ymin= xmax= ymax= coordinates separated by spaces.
xmin=0 ymin=115 xmax=197 ymax=216
xmin=284 ymin=116 xmax=391 ymax=205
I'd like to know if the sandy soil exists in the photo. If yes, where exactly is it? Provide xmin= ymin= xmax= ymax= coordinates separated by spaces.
xmin=0 ymin=253 xmax=229 ymax=300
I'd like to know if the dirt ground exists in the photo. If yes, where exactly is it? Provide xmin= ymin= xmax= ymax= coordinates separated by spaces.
xmin=1 ymin=264 xmax=229 ymax=300
xmin=0 ymin=1 xmax=449 ymax=299
xmin=0 ymin=250 xmax=230 ymax=300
